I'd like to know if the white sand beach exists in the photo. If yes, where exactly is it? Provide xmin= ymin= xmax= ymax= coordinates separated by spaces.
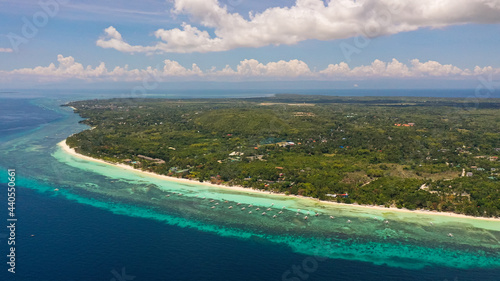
xmin=57 ymin=140 xmax=500 ymax=224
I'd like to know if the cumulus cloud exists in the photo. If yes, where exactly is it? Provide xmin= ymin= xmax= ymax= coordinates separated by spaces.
xmin=0 ymin=48 xmax=13 ymax=53
xmin=96 ymin=0 xmax=500 ymax=54
xmin=230 ymin=59 xmax=312 ymax=77
xmin=319 ymin=58 xmax=500 ymax=78
xmin=1 ymin=55 xmax=500 ymax=83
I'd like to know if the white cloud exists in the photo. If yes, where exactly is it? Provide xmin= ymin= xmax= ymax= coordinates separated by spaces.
xmin=230 ymin=59 xmax=312 ymax=77
xmin=318 ymin=58 xmax=500 ymax=78
xmin=1 ymin=55 xmax=500 ymax=83
xmin=0 ymin=48 xmax=14 ymax=53
xmin=96 ymin=0 xmax=500 ymax=54
xmin=410 ymin=59 xmax=466 ymax=76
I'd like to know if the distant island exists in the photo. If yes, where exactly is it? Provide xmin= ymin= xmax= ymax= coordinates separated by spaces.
xmin=64 ymin=94 xmax=500 ymax=218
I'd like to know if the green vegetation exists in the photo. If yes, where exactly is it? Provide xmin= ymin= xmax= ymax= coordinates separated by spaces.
xmin=64 ymin=94 xmax=500 ymax=217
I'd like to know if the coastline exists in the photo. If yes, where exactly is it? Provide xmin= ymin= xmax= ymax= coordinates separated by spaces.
xmin=57 ymin=140 xmax=500 ymax=223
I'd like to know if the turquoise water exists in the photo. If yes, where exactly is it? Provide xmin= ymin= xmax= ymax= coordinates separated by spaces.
xmin=0 ymin=92 xmax=499 ymax=280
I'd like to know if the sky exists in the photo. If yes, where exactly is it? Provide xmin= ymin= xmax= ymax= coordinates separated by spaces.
xmin=1 ymin=0 xmax=500 ymax=89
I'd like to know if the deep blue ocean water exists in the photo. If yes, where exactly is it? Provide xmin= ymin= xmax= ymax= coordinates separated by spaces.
xmin=0 ymin=90 xmax=499 ymax=281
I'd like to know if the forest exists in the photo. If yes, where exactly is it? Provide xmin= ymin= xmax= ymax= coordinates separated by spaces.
xmin=64 ymin=94 xmax=500 ymax=217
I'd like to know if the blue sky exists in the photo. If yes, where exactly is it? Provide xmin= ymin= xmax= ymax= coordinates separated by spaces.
xmin=1 ymin=0 xmax=500 ymax=89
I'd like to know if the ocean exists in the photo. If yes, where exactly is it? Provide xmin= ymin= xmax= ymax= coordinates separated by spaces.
xmin=0 ymin=89 xmax=499 ymax=281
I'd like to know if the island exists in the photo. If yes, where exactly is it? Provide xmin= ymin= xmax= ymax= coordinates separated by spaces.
xmin=63 ymin=94 xmax=500 ymax=218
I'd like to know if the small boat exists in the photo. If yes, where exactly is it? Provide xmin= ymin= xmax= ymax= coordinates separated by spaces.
xmin=241 ymin=207 xmax=246 ymax=210
xmin=273 ymin=215 xmax=277 ymax=218
xmin=211 ymin=206 xmax=215 ymax=209
xmin=215 ymin=203 xmax=219 ymax=205
xmin=256 ymin=208 xmax=260 ymax=211
xmin=237 ymin=203 xmax=241 ymax=205
xmin=166 ymin=195 xmax=170 ymax=197
xmin=249 ymin=211 xmax=252 ymax=214
xmin=266 ymin=208 xmax=271 ymax=211
xmin=296 ymin=213 xmax=300 ymax=216
xmin=278 ymin=211 xmax=283 ymax=214
xmin=315 ymin=213 xmax=319 ymax=217
xmin=228 ymin=206 xmax=233 ymax=209
xmin=304 ymin=216 xmax=308 ymax=220
xmin=347 ymin=220 xmax=352 ymax=223
xmin=271 ymin=203 xmax=274 ymax=206
xmin=248 ymin=204 xmax=253 ymax=207
xmin=448 ymin=233 xmax=453 ymax=237
xmin=54 ymin=188 xmax=59 ymax=191
xmin=262 ymin=212 xmax=266 ymax=215
xmin=429 ymin=222 xmax=434 ymax=226
xmin=384 ymin=220 xmax=389 ymax=224
xmin=282 ymin=206 xmax=286 ymax=209
xmin=202 ymin=197 xmax=206 ymax=199
xmin=224 ymin=200 xmax=228 ymax=203
xmin=330 ymin=216 xmax=334 ymax=219
xmin=210 ymin=200 xmax=215 ymax=202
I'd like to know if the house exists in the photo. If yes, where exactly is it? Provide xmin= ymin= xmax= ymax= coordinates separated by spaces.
xmin=138 ymin=154 xmax=165 ymax=164
xmin=293 ymin=112 xmax=316 ymax=117
xmin=466 ymin=172 xmax=473 ymax=177
xmin=276 ymin=142 xmax=289 ymax=147
xmin=490 ymin=156 xmax=498 ymax=161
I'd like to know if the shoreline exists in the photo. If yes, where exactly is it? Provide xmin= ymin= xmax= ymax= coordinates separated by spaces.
xmin=57 ymin=140 xmax=500 ymax=222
